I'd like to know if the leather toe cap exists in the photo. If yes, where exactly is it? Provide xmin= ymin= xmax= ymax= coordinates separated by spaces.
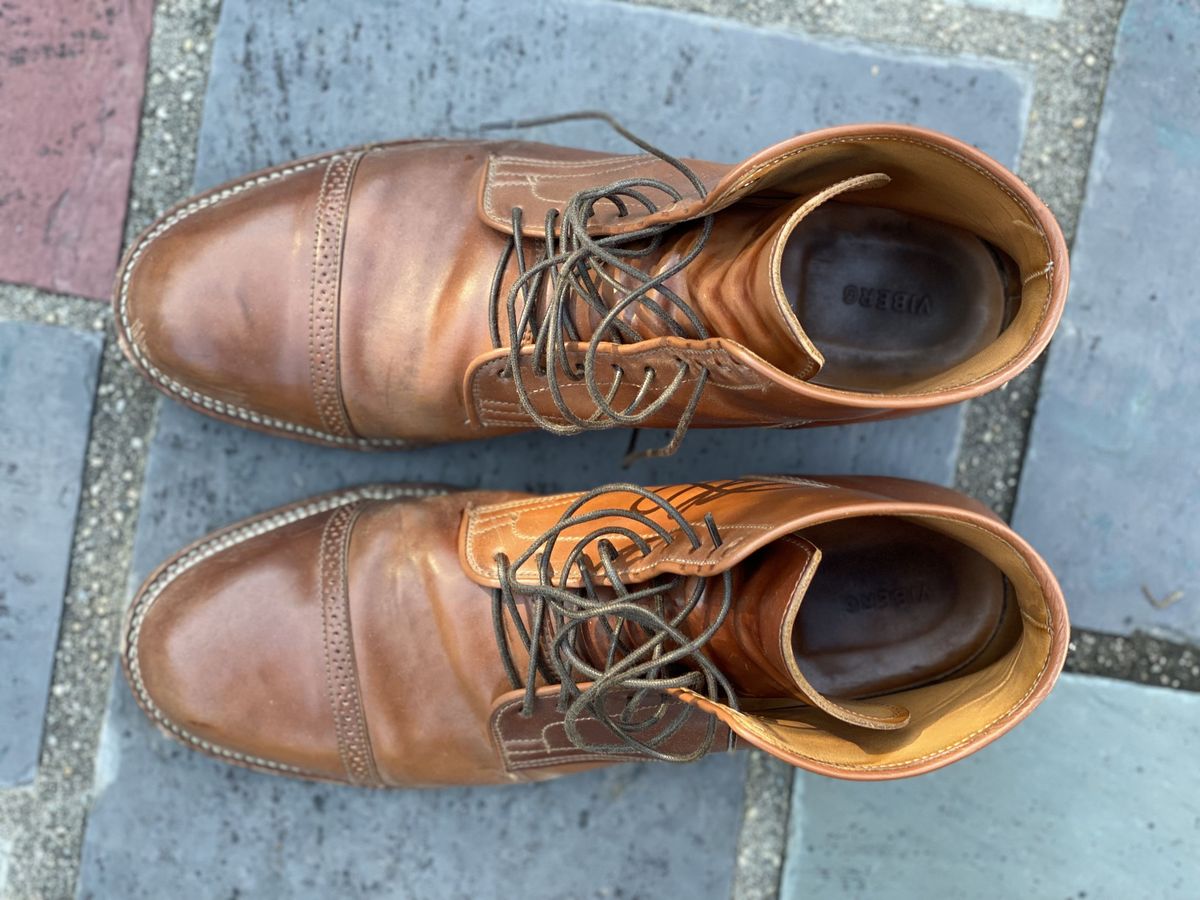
xmin=114 ymin=155 xmax=353 ymax=444
xmin=121 ymin=494 xmax=360 ymax=782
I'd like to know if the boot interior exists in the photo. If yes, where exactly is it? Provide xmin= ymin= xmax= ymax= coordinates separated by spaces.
xmin=779 ymin=203 xmax=1021 ymax=392
xmin=733 ymin=132 xmax=1058 ymax=399
xmin=720 ymin=512 xmax=1060 ymax=777
xmin=790 ymin=517 xmax=1016 ymax=700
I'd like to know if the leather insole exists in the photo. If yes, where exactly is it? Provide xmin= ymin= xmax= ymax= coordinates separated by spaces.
xmin=780 ymin=203 xmax=1017 ymax=390
xmin=792 ymin=517 xmax=1009 ymax=699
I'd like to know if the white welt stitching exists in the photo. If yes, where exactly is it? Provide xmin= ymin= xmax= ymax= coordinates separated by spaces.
xmin=124 ymin=485 xmax=444 ymax=775
xmin=117 ymin=154 xmax=406 ymax=448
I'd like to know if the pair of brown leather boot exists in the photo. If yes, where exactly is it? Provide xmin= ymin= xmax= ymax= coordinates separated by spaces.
xmin=116 ymin=119 xmax=1070 ymax=786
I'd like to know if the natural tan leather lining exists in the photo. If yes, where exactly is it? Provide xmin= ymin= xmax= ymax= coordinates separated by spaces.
xmin=679 ymin=512 xmax=1064 ymax=778
xmin=762 ymin=172 xmax=892 ymax=376
xmin=713 ymin=133 xmax=1058 ymax=397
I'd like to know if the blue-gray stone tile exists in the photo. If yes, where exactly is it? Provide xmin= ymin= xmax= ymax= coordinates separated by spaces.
xmin=1013 ymin=0 xmax=1200 ymax=641
xmin=0 ymin=322 xmax=101 ymax=787
xmin=780 ymin=674 xmax=1200 ymax=899
xmin=79 ymin=1 xmax=1036 ymax=894
xmin=195 ymin=0 xmax=1031 ymax=189
xmin=128 ymin=402 xmax=963 ymax=530
xmin=80 ymin=674 xmax=744 ymax=900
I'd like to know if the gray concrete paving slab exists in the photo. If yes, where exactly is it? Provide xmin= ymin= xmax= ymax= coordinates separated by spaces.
xmin=1013 ymin=0 xmax=1200 ymax=641
xmin=128 ymin=403 xmax=968 ymax=527
xmin=0 ymin=322 xmax=102 ymax=787
xmin=780 ymin=673 xmax=1200 ymax=899
xmin=195 ymin=0 xmax=1030 ymax=188
xmin=79 ymin=673 xmax=745 ymax=900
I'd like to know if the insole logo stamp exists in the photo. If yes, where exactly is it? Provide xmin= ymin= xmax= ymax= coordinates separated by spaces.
xmin=842 ymin=285 xmax=933 ymax=316
xmin=843 ymin=582 xmax=928 ymax=614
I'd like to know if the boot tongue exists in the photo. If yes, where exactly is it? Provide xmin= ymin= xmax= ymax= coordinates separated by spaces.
xmin=632 ymin=172 xmax=891 ymax=378
xmin=680 ymin=533 xmax=910 ymax=731
xmin=568 ymin=531 xmax=910 ymax=732
xmin=498 ymin=171 xmax=890 ymax=379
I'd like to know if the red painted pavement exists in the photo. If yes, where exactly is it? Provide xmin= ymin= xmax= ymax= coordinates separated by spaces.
xmin=0 ymin=1 xmax=154 ymax=300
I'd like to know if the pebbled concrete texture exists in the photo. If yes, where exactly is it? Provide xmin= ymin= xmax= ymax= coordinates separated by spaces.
xmin=780 ymin=673 xmax=1200 ymax=899
xmin=1013 ymin=0 xmax=1200 ymax=643
xmin=1068 ymin=628 xmax=1200 ymax=691
xmin=0 ymin=322 xmax=102 ymax=787
xmin=0 ymin=1 xmax=153 ymax=300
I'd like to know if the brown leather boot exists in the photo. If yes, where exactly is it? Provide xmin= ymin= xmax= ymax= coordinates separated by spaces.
xmin=121 ymin=476 xmax=1068 ymax=786
xmin=113 ymin=120 xmax=1068 ymax=456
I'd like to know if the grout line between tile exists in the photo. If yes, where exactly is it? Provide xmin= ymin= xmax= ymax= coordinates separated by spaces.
xmin=0 ymin=2 xmax=221 ymax=897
